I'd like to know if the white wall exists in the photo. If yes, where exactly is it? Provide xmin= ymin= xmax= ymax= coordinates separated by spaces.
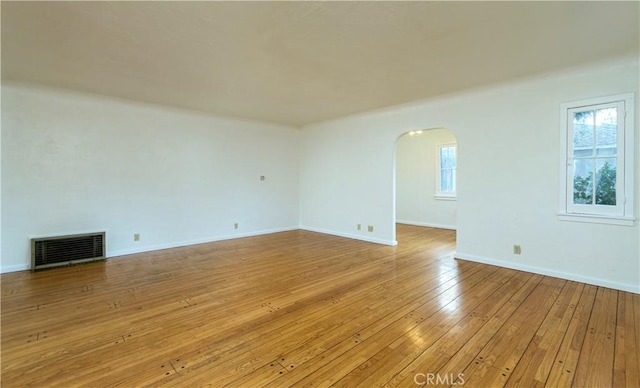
xmin=300 ymin=56 xmax=639 ymax=293
xmin=1 ymin=83 xmax=299 ymax=272
xmin=0 ymin=85 xmax=3 ymax=265
xmin=396 ymin=129 xmax=457 ymax=230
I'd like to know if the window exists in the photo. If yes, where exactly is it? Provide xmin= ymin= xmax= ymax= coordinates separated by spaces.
xmin=559 ymin=93 xmax=635 ymax=225
xmin=436 ymin=144 xmax=456 ymax=199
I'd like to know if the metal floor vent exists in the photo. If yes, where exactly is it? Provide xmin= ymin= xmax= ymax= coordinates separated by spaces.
xmin=31 ymin=232 xmax=106 ymax=270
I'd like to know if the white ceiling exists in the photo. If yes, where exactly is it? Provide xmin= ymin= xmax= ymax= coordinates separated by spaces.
xmin=2 ymin=1 xmax=638 ymax=126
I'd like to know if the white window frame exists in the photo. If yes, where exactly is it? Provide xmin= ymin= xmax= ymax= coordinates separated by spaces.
xmin=558 ymin=93 xmax=635 ymax=226
xmin=436 ymin=143 xmax=457 ymax=200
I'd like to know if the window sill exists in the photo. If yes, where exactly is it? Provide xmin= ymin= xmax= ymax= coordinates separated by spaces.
xmin=435 ymin=195 xmax=457 ymax=201
xmin=557 ymin=212 xmax=635 ymax=226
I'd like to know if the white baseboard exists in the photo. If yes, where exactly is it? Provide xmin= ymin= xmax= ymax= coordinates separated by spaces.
xmin=0 ymin=227 xmax=299 ymax=273
xmin=396 ymin=220 xmax=457 ymax=230
xmin=0 ymin=263 xmax=30 ymax=274
xmin=108 ymin=226 xmax=299 ymax=258
xmin=456 ymin=252 xmax=640 ymax=294
xmin=2 ymin=225 xmax=397 ymax=273
xmin=300 ymin=226 xmax=397 ymax=246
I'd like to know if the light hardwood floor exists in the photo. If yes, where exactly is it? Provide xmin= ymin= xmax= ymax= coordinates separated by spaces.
xmin=1 ymin=225 xmax=638 ymax=387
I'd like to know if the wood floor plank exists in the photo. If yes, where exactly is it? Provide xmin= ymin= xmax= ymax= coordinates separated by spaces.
xmin=1 ymin=225 xmax=637 ymax=387
xmin=381 ymin=271 xmax=523 ymax=387
xmin=613 ymin=291 xmax=640 ymax=387
xmin=544 ymin=283 xmax=598 ymax=387
xmin=573 ymin=287 xmax=618 ymax=388
xmin=131 ymin=250 xmax=473 ymax=387
xmin=452 ymin=277 xmax=566 ymax=386
xmin=334 ymin=268 xmax=517 ymax=387
xmin=505 ymin=281 xmax=584 ymax=387
xmin=384 ymin=271 xmax=542 ymax=388
xmin=256 ymin=264 xmax=497 ymax=387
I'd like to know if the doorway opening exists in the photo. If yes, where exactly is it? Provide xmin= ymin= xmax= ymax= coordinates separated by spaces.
xmin=393 ymin=128 xmax=458 ymax=245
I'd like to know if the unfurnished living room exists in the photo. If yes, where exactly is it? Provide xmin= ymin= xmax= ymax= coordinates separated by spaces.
xmin=1 ymin=1 xmax=639 ymax=387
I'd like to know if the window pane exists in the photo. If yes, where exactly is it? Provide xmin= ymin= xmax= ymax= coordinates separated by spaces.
xmin=595 ymin=158 xmax=616 ymax=205
xmin=573 ymin=158 xmax=593 ymax=204
xmin=450 ymin=147 xmax=456 ymax=168
xmin=595 ymin=107 xmax=617 ymax=156
xmin=573 ymin=110 xmax=594 ymax=126
xmin=440 ymin=170 xmax=454 ymax=192
xmin=440 ymin=146 xmax=455 ymax=169
xmin=573 ymin=110 xmax=594 ymax=156
xmin=596 ymin=107 xmax=617 ymax=125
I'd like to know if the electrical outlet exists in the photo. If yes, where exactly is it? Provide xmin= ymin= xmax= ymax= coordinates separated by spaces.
xmin=513 ymin=245 xmax=521 ymax=255
xmin=260 ymin=176 xmax=265 ymax=181
xmin=367 ymin=225 xmax=374 ymax=232
xmin=234 ymin=223 xmax=239 ymax=229
xmin=134 ymin=233 xmax=140 ymax=242
xmin=357 ymin=224 xmax=361 ymax=230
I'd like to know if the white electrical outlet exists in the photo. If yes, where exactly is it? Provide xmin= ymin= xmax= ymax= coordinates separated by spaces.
xmin=234 ymin=223 xmax=239 ymax=229
xmin=357 ymin=224 xmax=361 ymax=230
xmin=134 ymin=233 xmax=140 ymax=241
xmin=513 ymin=245 xmax=521 ymax=254
xmin=367 ymin=225 xmax=374 ymax=232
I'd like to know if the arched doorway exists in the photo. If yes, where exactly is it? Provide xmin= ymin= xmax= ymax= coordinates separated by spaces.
xmin=393 ymin=128 xmax=458 ymax=243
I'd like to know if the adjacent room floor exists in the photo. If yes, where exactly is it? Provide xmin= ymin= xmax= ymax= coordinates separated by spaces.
xmin=1 ymin=224 xmax=638 ymax=386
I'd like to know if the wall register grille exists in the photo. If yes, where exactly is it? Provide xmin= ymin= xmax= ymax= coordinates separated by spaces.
xmin=31 ymin=232 xmax=106 ymax=270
